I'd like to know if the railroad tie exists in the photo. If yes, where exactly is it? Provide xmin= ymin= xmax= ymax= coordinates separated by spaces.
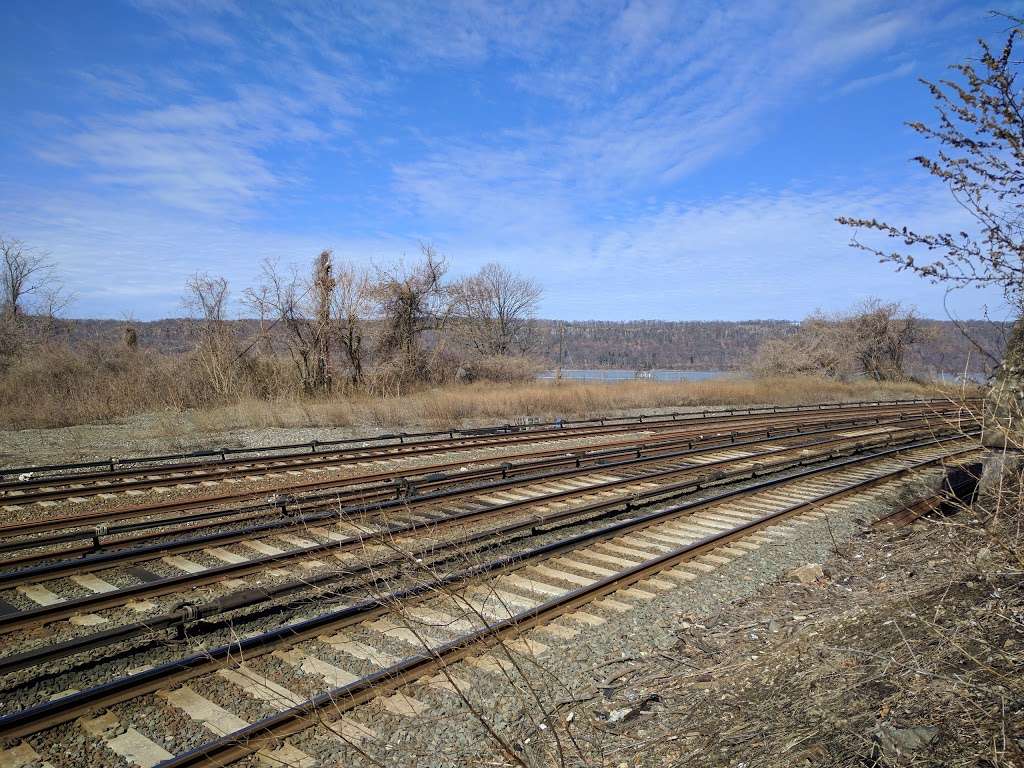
xmin=203 ymin=546 xmax=248 ymax=564
xmin=79 ymin=711 xmax=172 ymax=768
xmin=69 ymin=573 xmax=118 ymax=593
xmin=571 ymin=549 xmax=639 ymax=570
xmin=552 ymin=557 xmax=617 ymax=578
xmin=527 ymin=563 xmax=593 ymax=588
xmin=380 ymin=692 xmax=428 ymax=716
xmin=15 ymin=583 xmax=64 ymax=606
xmin=159 ymin=685 xmax=317 ymax=765
xmin=421 ymin=670 xmax=476 ymax=694
xmin=596 ymin=540 xmax=663 ymax=559
xmin=464 ymin=634 xmax=552 ymax=675
xmin=240 ymin=540 xmax=285 ymax=556
xmin=403 ymin=604 xmax=479 ymax=635
xmin=617 ymin=586 xmax=658 ymax=601
xmin=160 ymin=555 xmax=206 ymax=574
xmin=320 ymin=633 xmax=399 ymax=667
xmin=498 ymin=573 xmax=566 ymax=599
xmin=306 ymin=525 xmax=348 ymax=542
xmin=367 ymin=616 xmax=448 ymax=650
xmin=591 ymin=596 xmax=633 ymax=613
xmin=452 ymin=592 xmax=518 ymax=623
xmin=276 ymin=534 xmax=318 ymax=549
xmin=619 ymin=534 xmax=677 ymax=553
xmin=273 ymin=647 xmax=360 ymax=687
xmin=0 ymin=741 xmax=54 ymax=768
xmin=660 ymin=568 xmax=698 ymax=583
xmin=633 ymin=529 xmax=694 ymax=547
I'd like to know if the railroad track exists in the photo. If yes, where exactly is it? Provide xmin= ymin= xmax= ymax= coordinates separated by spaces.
xmin=0 ymin=399 xmax=969 ymax=508
xmin=0 ymin=428 xmax=980 ymax=768
xmin=0 ymin=402 xmax=973 ymax=552
xmin=0 ymin=423 xmax=956 ymax=671
xmin=0 ymin=415 xmax=963 ymax=627
xmin=0 ymin=408 xmax=962 ymax=569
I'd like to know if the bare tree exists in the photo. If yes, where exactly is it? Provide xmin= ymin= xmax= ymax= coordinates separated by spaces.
xmin=845 ymin=299 xmax=920 ymax=382
xmin=451 ymin=263 xmax=542 ymax=356
xmin=2 ymin=237 xmax=55 ymax=320
xmin=0 ymin=236 xmax=68 ymax=363
xmin=246 ymin=251 xmax=336 ymax=395
xmin=751 ymin=311 xmax=849 ymax=379
xmin=184 ymin=273 xmax=238 ymax=397
xmin=333 ymin=260 xmax=373 ymax=387
xmin=312 ymin=250 xmax=335 ymax=393
xmin=372 ymin=244 xmax=451 ymax=383
xmin=836 ymin=17 xmax=1024 ymax=442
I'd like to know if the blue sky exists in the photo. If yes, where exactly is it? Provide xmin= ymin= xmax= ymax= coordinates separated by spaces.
xmin=0 ymin=0 xmax=1014 ymax=320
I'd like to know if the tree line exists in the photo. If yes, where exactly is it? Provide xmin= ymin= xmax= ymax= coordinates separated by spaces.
xmin=170 ymin=245 xmax=543 ymax=397
xmin=1 ymin=234 xmax=1004 ymax=392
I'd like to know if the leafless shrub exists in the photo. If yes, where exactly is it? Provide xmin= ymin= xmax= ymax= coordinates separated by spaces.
xmin=333 ymin=260 xmax=373 ymax=388
xmin=454 ymin=354 xmax=544 ymax=384
xmin=183 ymin=273 xmax=241 ymax=398
xmin=752 ymin=311 xmax=848 ymax=378
xmin=753 ymin=299 xmax=920 ymax=381
xmin=847 ymin=299 xmax=921 ymax=381
xmin=371 ymin=244 xmax=452 ymax=388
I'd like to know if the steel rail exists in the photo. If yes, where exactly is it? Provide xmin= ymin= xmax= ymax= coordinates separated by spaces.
xmin=0 ymin=409 xmax=952 ymax=564
xmin=0 ymin=400 xmax=970 ymax=505
xmin=872 ymin=461 xmax=981 ymax=528
xmin=0 ymin=410 xmax=909 ymax=552
xmin=0 ymin=423 xmax=969 ymax=649
xmin=0 ymin=404 xmax=971 ymax=540
xmin=162 ymin=445 xmax=982 ymax=768
xmin=0 ymin=403 xmax=895 ymax=493
xmin=0 ymin=432 xmax=977 ymax=745
xmin=0 ymin=397 xmax=961 ymax=480
xmin=0 ymin=419 xmax=958 ymax=589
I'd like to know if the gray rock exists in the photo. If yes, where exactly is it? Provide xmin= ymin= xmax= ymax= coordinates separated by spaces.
xmin=788 ymin=563 xmax=824 ymax=585
xmin=871 ymin=724 xmax=939 ymax=758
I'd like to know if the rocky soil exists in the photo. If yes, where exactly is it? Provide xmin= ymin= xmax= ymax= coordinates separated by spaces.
xmin=533 ymin=491 xmax=1024 ymax=767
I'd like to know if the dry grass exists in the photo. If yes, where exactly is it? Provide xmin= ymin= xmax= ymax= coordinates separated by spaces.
xmin=0 ymin=341 xmax=969 ymax=431
xmin=185 ymin=376 xmax=963 ymax=433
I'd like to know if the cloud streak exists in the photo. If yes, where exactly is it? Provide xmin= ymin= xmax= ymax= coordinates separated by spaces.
xmin=2 ymin=0 xmax=1002 ymax=322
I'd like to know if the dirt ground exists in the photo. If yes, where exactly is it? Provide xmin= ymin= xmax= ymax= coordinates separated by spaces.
xmin=553 ymin=497 xmax=1024 ymax=766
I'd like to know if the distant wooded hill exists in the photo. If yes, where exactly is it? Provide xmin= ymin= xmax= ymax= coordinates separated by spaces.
xmin=537 ymin=319 xmax=1007 ymax=376
xmin=49 ymin=317 xmax=1008 ymax=378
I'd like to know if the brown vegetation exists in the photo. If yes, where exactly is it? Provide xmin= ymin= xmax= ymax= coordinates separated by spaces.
xmin=0 ymin=341 xmax=955 ymax=431
xmin=753 ymin=299 xmax=924 ymax=381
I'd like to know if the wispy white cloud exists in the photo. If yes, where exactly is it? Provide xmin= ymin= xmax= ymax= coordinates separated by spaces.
xmin=2 ymin=175 xmax=1001 ymax=322
xmin=838 ymin=61 xmax=917 ymax=94
xmin=40 ymin=91 xmax=312 ymax=215
xmin=6 ymin=0 xmax=999 ymax=322
xmin=37 ymin=0 xmax=947 ymax=220
xmin=390 ymin=0 xmax=941 ymax=232
xmin=436 ymin=181 xmax=1001 ymax=321
xmin=46 ymin=2 xmax=373 ymax=216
